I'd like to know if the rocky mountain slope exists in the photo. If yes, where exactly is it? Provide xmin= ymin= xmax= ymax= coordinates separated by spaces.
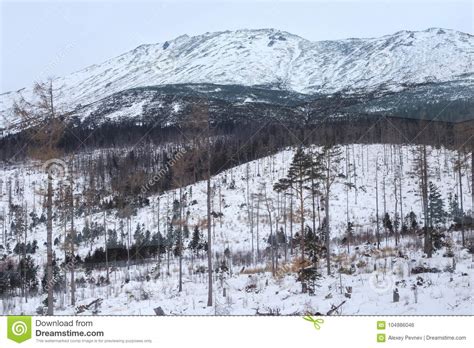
xmin=1 ymin=28 xmax=473 ymax=131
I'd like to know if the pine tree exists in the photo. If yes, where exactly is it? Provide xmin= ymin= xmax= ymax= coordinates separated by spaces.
xmin=42 ymin=253 xmax=64 ymax=293
xmin=448 ymin=193 xmax=463 ymax=225
xmin=428 ymin=182 xmax=446 ymax=227
xmin=11 ymin=205 xmax=26 ymax=240
xmin=405 ymin=211 xmax=419 ymax=232
xmin=304 ymin=226 xmax=323 ymax=265
xmin=107 ymin=229 xmax=119 ymax=249
xmin=133 ymin=223 xmax=145 ymax=246
xmin=189 ymin=226 xmax=201 ymax=256
xmin=151 ymin=231 xmax=165 ymax=259
xmin=383 ymin=213 xmax=393 ymax=232
xmin=19 ymin=256 xmax=39 ymax=293
xmin=274 ymin=147 xmax=314 ymax=261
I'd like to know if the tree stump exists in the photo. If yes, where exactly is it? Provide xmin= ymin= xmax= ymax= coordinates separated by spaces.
xmin=154 ymin=306 xmax=165 ymax=316
xmin=393 ymin=288 xmax=400 ymax=302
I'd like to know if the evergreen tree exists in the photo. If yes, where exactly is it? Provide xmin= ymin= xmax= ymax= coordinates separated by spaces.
xmin=151 ymin=231 xmax=165 ymax=257
xmin=189 ymin=225 xmax=202 ymax=256
xmin=383 ymin=213 xmax=393 ymax=234
xmin=29 ymin=211 xmax=40 ymax=228
xmin=448 ymin=193 xmax=463 ymax=224
xmin=133 ymin=223 xmax=145 ymax=246
xmin=107 ymin=229 xmax=119 ymax=249
xmin=19 ymin=256 xmax=39 ymax=292
xmin=276 ymin=227 xmax=287 ymax=250
xmin=173 ymin=232 xmax=184 ymax=257
xmin=41 ymin=253 xmax=64 ymax=292
xmin=274 ymin=147 xmax=314 ymax=261
xmin=405 ymin=211 xmax=419 ymax=232
xmin=304 ymin=226 xmax=323 ymax=265
xmin=183 ymin=224 xmax=190 ymax=239
xmin=82 ymin=224 xmax=92 ymax=250
xmin=428 ymin=182 xmax=446 ymax=227
xmin=11 ymin=205 xmax=26 ymax=239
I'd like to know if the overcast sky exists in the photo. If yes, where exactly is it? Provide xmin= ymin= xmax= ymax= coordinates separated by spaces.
xmin=0 ymin=0 xmax=472 ymax=93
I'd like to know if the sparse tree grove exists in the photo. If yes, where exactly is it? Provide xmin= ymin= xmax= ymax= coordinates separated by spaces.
xmin=0 ymin=81 xmax=472 ymax=315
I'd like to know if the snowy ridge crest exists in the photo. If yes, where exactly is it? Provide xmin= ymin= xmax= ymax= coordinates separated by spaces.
xmin=0 ymin=28 xmax=473 ymax=128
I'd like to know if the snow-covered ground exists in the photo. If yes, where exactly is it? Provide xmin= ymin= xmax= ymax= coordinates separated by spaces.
xmin=7 ymin=239 xmax=472 ymax=316
xmin=0 ymin=143 xmax=472 ymax=315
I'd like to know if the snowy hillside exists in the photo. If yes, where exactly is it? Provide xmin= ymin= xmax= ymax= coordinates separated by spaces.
xmin=1 ymin=28 xmax=473 ymax=129
xmin=0 ymin=144 xmax=472 ymax=315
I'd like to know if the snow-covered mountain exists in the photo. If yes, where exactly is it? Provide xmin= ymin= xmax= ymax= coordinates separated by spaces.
xmin=1 ymin=28 xmax=473 ymax=129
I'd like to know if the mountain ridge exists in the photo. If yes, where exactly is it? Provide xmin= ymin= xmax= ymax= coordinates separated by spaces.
xmin=1 ymin=27 xmax=472 ymax=130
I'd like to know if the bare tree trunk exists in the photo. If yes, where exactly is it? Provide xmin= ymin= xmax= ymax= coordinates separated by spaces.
xmin=325 ymin=192 xmax=330 ymax=275
xmin=275 ymin=217 xmax=279 ymax=271
xmin=324 ymin=149 xmax=333 ymax=276
xmin=47 ymin=180 xmax=54 ymax=315
xmin=458 ymin=153 xmax=465 ymax=247
xmin=206 ymin=129 xmax=213 ymax=307
xmin=250 ymin=198 xmax=255 ymax=265
xmin=289 ymin=192 xmax=293 ymax=256
xmin=70 ymin=169 xmax=76 ymax=306
xmin=103 ymin=211 xmax=109 ymax=282
xmin=256 ymin=199 xmax=260 ymax=262
xmin=246 ymin=164 xmax=254 ymax=264
xmin=399 ymin=147 xmax=404 ymax=241
xmin=178 ymin=187 xmax=183 ymax=292
xmin=283 ymin=194 xmax=287 ymax=262
xmin=299 ymin=180 xmax=305 ymax=261
xmin=471 ymin=150 xmax=473 ymax=243
xmin=376 ymin=158 xmax=380 ymax=249
xmin=267 ymin=201 xmax=274 ymax=276
xmin=157 ymin=195 xmax=160 ymax=235
xmin=12 ymin=79 xmax=65 ymax=313
xmin=24 ymin=201 xmax=28 ymax=303
xmin=311 ymin=172 xmax=316 ymax=236
xmin=127 ymin=217 xmax=131 ymax=270
xmin=421 ymin=146 xmax=432 ymax=258
xmin=352 ymin=145 xmax=358 ymax=204
xmin=345 ymin=155 xmax=350 ymax=253
xmin=394 ymin=173 xmax=399 ymax=246
xmin=206 ymin=174 xmax=212 ymax=306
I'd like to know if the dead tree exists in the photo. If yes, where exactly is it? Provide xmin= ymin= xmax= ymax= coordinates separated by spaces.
xmin=320 ymin=145 xmax=344 ymax=275
xmin=13 ymin=78 xmax=67 ymax=314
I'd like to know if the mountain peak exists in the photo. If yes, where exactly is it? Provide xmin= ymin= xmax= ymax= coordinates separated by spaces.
xmin=0 ymin=27 xmax=472 ymax=129
xmin=423 ymin=27 xmax=448 ymax=34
